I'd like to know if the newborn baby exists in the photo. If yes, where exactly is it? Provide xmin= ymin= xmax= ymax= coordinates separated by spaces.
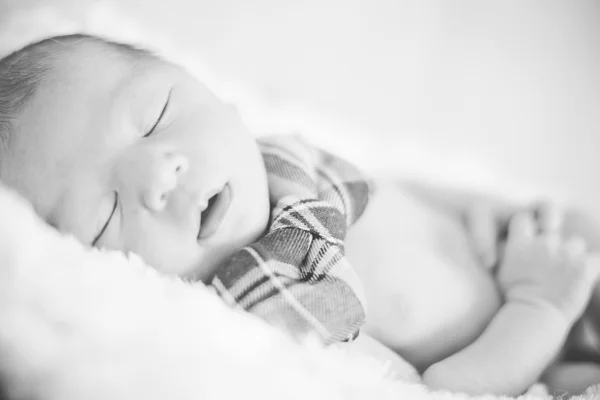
xmin=1 ymin=34 xmax=599 ymax=396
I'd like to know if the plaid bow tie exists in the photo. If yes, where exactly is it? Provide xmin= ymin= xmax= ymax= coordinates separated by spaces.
xmin=210 ymin=135 xmax=370 ymax=344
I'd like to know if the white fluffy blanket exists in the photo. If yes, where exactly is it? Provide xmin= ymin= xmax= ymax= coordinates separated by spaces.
xmin=0 ymin=4 xmax=598 ymax=399
xmin=0 ymin=183 xmax=594 ymax=399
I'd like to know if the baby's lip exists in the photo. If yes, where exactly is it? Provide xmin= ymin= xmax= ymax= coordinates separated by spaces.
xmin=197 ymin=183 xmax=232 ymax=240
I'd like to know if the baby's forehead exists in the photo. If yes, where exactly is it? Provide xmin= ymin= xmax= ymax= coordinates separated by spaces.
xmin=52 ymin=41 xmax=152 ymax=84
xmin=15 ymin=41 xmax=173 ymax=148
xmin=41 ymin=43 xmax=172 ymax=111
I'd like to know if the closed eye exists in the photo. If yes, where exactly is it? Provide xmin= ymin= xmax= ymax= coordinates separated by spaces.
xmin=92 ymin=192 xmax=118 ymax=246
xmin=144 ymin=89 xmax=172 ymax=138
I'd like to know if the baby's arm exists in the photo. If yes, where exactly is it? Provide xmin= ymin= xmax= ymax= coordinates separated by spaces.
xmin=423 ymin=298 xmax=569 ymax=395
xmin=422 ymin=211 xmax=600 ymax=396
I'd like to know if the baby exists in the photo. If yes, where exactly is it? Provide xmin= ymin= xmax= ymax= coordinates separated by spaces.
xmin=1 ymin=34 xmax=600 ymax=396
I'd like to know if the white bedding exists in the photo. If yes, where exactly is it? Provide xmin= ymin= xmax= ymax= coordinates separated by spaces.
xmin=0 ymin=3 xmax=599 ymax=399
xmin=0 ymin=178 xmax=567 ymax=400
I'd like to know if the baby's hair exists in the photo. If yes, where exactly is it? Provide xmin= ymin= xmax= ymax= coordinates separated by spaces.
xmin=0 ymin=34 xmax=154 ymax=167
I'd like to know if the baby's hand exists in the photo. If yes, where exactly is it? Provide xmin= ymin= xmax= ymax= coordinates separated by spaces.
xmin=497 ymin=207 xmax=600 ymax=323
xmin=465 ymin=199 xmax=561 ymax=271
xmin=463 ymin=200 xmax=509 ymax=270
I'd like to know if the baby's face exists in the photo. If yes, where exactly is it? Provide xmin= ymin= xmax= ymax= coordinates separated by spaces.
xmin=3 ymin=45 xmax=270 ymax=280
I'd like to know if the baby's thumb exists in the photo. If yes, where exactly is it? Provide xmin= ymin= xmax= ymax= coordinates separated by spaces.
xmin=465 ymin=205 xmax=498 ymax=269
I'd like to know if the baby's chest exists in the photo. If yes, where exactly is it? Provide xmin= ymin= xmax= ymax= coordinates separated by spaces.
xmin=346 ymin=180 xmax=502 ymax=370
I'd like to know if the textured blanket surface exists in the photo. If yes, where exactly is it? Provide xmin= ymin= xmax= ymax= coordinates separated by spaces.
xmin=1 ymin=4 xmax=600 ymax=400
xmin=0 ymin=182 xmax=596 ymax=400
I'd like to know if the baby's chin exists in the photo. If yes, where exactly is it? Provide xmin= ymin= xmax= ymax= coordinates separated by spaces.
xmin=188 ymin=252 xmax=232 ymax=283
xmin=189 ymin=244 xmax=248 ymax=283
xmin=190 ymin=217 xmax=269 ymax=283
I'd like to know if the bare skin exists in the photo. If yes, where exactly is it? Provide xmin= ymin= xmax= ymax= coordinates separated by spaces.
xmin=347 ymin=180 xmax=600 ymax=395
xmin=0 ymin=41 xmax=270 ymax=281
xmin=2 ymin=40 xmax=600 ymax=396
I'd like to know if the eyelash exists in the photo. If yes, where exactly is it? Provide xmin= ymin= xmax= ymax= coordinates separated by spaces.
xmin=144 ymin=90 xmax=172 ymax=138
xmin=92 ymin=192 xmax=118 ymax=246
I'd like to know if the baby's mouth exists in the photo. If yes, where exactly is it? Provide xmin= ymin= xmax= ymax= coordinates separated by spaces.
xmin=197 ymin=183 xmax=232 ymax=240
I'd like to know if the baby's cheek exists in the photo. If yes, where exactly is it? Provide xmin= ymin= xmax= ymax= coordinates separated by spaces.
xmin=120 ymin=223 xmax=197 ymax=277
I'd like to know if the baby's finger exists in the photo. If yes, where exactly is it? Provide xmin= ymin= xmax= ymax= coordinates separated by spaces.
xmin=533 ymin=200 xmax=563 ymax=234
xmin=465 ymin=204 xmax=498 ymax=269
xmin=508 ymin=211 xmax=536 ymax=242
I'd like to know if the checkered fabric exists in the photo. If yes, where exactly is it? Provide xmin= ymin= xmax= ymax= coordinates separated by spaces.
xmin=210 ymin=135 xmax=371 ymax=344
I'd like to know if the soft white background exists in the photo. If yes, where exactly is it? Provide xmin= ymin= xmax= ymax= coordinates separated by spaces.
xmin=2 ymin=0 xmax=599 ymax=213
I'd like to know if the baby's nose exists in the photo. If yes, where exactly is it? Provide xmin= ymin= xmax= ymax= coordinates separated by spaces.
xmin=143 ymin=151 xmax=189 ymax=212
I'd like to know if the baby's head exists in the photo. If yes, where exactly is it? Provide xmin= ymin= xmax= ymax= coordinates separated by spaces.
xmin=0 ymin=34 xmax=270 ymax=280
